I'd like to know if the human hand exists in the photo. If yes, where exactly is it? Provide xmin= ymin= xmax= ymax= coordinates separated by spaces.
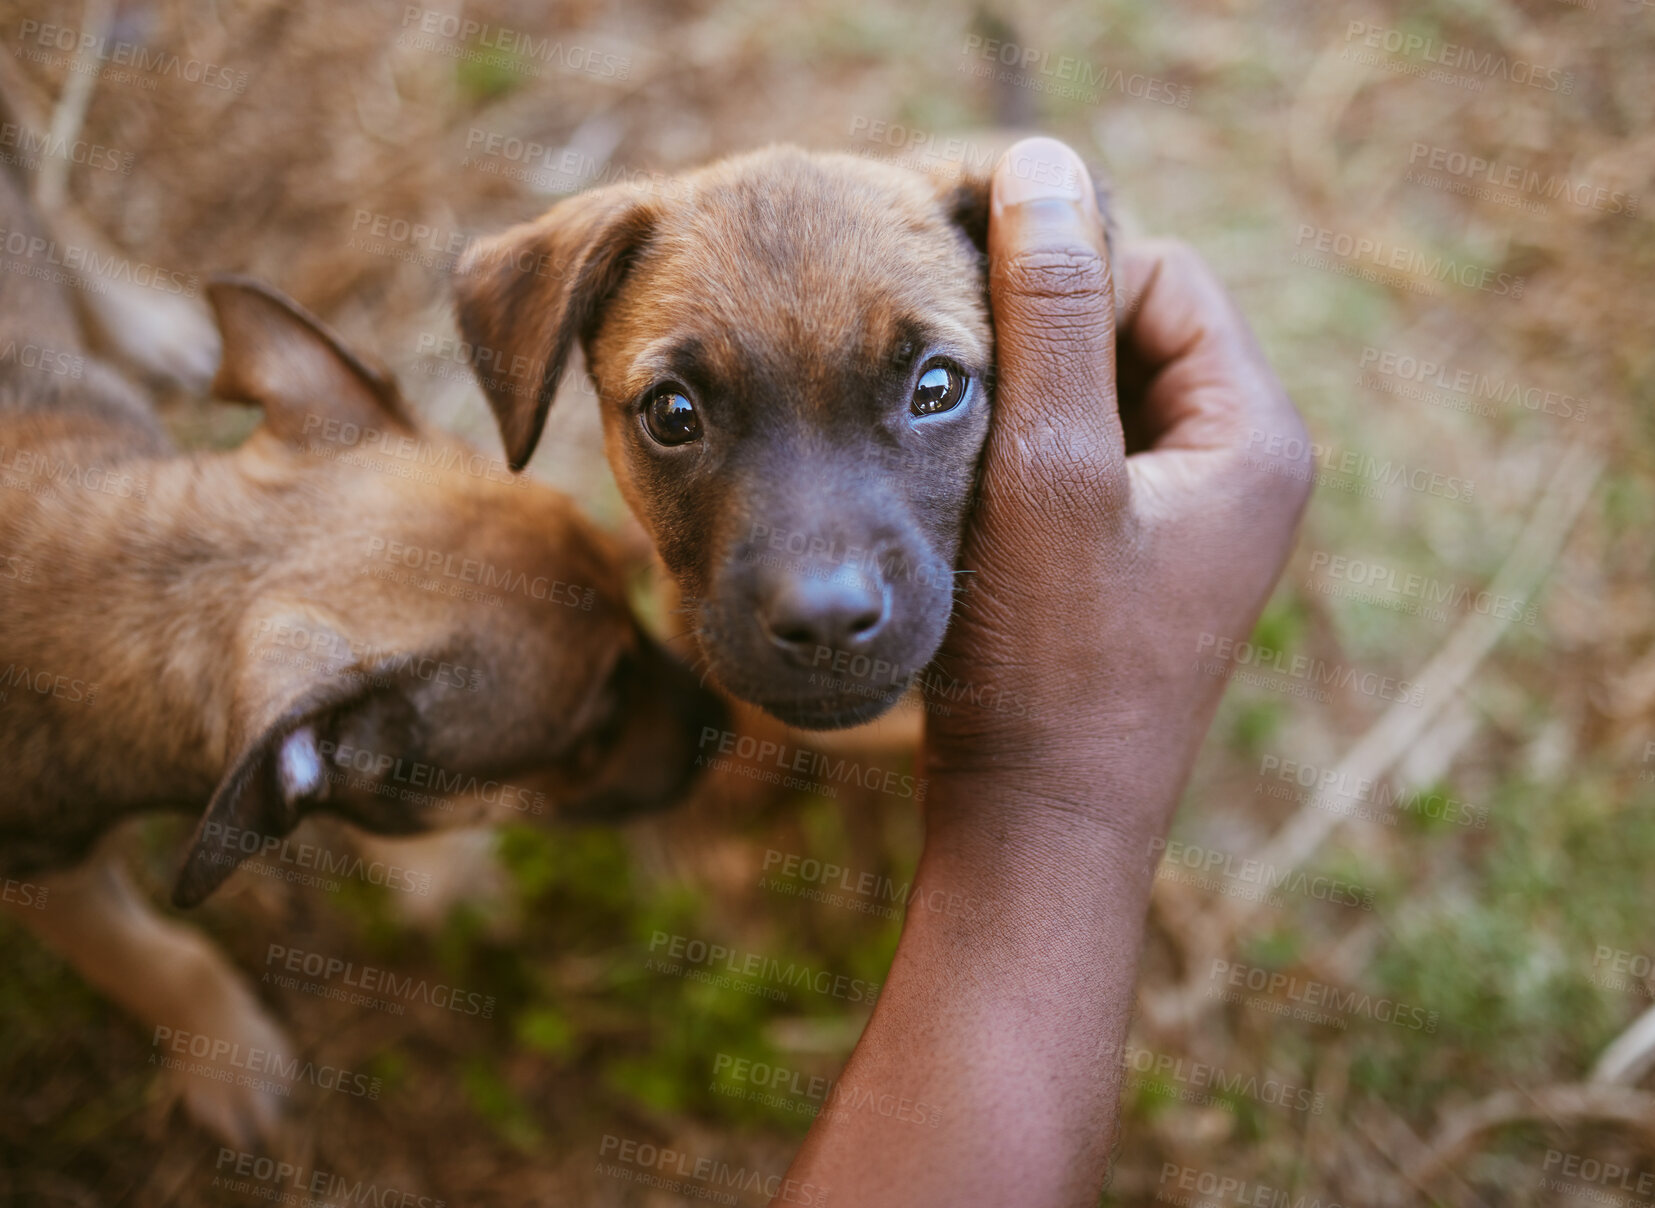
xmin=783 ymin=137 xmax=1311 ymax=1208
xmin=923 ymin=136 xmax=1311 ymax=847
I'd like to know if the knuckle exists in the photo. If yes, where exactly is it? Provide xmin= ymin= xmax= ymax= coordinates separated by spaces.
xmin=1000 ymin=423 xmax=1127 ymax=524
xmin=995 ymin=246 xmax=1112 ymax=315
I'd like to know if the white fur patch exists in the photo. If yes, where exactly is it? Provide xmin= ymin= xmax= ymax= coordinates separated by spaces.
xmin=276 ymin=726 xmax=324 ymax=802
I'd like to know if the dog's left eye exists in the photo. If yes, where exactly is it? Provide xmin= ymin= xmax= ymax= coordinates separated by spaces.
xmin=911 ymin=361 xmax=968 ymax=417
xmin=642 ymin=386 xmax=702 ymax=446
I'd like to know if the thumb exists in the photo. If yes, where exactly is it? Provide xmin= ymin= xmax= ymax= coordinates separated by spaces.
xmin=986 ymin=138 xmax=1124 ymax=500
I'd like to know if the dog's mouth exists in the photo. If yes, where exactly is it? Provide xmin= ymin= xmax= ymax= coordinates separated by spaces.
xmin=694 ymin=611 xmax=935 ymax=730
xmin=756 ymin=683 xmax=911 ymax=731
xmin=693 ymin=625 xmax=919 ymax=729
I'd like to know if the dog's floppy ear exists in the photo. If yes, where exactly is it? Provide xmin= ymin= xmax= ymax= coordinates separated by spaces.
xmin=207 ymin=274 xmax=417 ymax=445
xmin=172 ymin=610 xmax=409 ymax=908
xmin=452 ymin=186 xmax=659 ymax=471
xmin=935 ymin=168 xmax=994 ymax=254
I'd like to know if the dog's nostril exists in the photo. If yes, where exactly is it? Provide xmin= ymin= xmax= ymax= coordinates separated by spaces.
xmin=846 ymin=606 xmax=882 ymax=637
xmin=757 ymin=566 xmax=889 ymax=658
xmin=774 ymin=622 xmax=818 ymax=647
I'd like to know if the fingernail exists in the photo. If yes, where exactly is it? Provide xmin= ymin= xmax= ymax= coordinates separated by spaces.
xmin=993 ymin=137 xmax=1096 ymax=217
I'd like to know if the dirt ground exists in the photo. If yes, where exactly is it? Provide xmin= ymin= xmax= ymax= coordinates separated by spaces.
xmin=1 ymin=0 xmax=1653 ymax=1204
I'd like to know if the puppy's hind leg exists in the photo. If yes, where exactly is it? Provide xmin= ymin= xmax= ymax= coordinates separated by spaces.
xmin=3 ymin=847 xmax=294 ymax=1149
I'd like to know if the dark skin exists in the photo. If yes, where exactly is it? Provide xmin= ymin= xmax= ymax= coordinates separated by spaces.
xmin=782 ymin=137 xmax=1312 ymax=1205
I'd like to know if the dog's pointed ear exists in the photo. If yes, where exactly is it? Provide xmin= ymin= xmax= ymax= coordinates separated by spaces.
xmin=452 ymin=186 xmax=659 ymax=471
xmin=172 ymin=612 xmax=371 ymax=908
xmin=207 ymin=274 xmax=416 ymax=445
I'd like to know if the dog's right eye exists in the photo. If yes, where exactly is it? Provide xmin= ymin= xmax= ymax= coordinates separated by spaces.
xmin=641 ymin=386 xmax=702 ymax=447
xmin=911 ymin=361 xmax=968 ymax=417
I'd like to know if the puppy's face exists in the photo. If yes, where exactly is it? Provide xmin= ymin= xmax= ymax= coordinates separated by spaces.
xmin=456 ymin=148 xmax=993 ymax=728
xmin=265 ymin=467 xmax=724 ymax=837
xmin=173 ymin=279 xmax=724 ymax=907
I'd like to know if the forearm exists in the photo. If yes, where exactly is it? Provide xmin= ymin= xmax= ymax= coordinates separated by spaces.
xmin=779 ymin=143 xmax=1309 ymax=1206
xmin=781 ymin=774 xmax=1172 ymax=1208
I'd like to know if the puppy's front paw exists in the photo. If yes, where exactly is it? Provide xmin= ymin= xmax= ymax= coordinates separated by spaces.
xmin=154 ymin=948 xmax=295 ymax=1149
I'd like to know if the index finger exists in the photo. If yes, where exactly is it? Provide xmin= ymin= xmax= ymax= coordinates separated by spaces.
xmin=1116 ymin=238 xmax=1304 ymax=456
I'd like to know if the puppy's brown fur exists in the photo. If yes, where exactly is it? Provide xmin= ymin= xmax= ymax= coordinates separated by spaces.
xmin=455 ymin=146 xmax=1017 ymax=728
xmin=0 ymin=267 xmax=718 ymax=902
xmin=0 ymin=159 xmax=721 ymax=1143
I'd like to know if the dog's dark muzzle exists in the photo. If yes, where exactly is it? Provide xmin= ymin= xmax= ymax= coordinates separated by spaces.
xmin=707 ymin=532 xmax=951 ymax=729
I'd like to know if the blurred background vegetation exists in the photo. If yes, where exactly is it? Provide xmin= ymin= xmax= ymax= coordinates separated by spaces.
xmin=0 ymin=0 xmax=1651 ymax=1203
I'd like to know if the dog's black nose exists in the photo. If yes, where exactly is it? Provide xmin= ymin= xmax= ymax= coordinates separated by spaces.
xmin=757 ymin=565 xmax=888 ymax=660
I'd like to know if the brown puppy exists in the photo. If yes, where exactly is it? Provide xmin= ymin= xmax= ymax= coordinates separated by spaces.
xmin=453 ymin=145 xmax=1035 ymax=729
xmin=0 ymin=162 xmax=722 ymax=1142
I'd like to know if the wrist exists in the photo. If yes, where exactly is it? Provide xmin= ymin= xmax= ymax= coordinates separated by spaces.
xmin=922 ymin=698 xmax=1207 ymax=838
xmin=914 ymin=771 xmax=1170 ymax=917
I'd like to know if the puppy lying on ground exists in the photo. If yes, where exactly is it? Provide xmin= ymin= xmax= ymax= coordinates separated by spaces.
xmin=0 ymin=160 xmax=723 ymax=1145
xmin=454 ymin=143 xmax=1112 ymax=729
